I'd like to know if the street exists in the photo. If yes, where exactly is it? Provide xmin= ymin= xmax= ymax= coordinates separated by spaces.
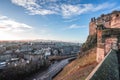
xmin=26 ymin=57 xmax=75 ymax=80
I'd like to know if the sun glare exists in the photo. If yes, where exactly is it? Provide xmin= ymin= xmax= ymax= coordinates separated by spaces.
xmin=0 ymin=31 xmax=22 ymax=40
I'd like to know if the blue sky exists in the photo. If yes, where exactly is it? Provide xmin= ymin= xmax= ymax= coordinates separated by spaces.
xmin=0 ymin=0 xmax=120 ymax=42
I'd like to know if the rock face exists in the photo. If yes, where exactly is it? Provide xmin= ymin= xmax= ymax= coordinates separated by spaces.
xmin=89 ymin=10 xmax=120 ymax=62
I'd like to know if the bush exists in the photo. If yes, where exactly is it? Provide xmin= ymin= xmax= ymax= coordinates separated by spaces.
xmin=82 ymin=34 xmax=97 ymax=52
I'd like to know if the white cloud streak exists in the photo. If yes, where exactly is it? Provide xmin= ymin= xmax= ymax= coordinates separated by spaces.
xmin=64 ymin=18 xmax=80 ymax=22
xmin=0 ymin=15 xmax=32 ymax=32
xmin=0 ymin=15 xmax=34 ymax=40
xmin=11 ymin=0 xmax=116 ymax=18
xmin=92 ymin=2 xmax=116 ymax=11
xmin=0 ymin=15 xmax=54 ymax=40
xmin=61 ymin=4 xmax=92 ymax=18
xmin=64 ymin=24 xmax=86 ymax=30
xmin=11 ymin=0 xmax=57 ymax=15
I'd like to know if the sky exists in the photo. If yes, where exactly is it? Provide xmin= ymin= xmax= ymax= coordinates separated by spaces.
xmin=0 ymin=0 xmax=120 ymax=43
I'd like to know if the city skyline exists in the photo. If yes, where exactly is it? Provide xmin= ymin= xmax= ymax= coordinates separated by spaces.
xmin=0 ymin=0 xmax=120 ymax=42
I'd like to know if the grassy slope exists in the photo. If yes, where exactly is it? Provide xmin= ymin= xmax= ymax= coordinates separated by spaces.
xmin=53 ymin=48 xmax=97 ymax=80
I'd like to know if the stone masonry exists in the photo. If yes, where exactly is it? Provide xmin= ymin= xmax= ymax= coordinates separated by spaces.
xmin=89 ymin=11 xmax=120 ymax=62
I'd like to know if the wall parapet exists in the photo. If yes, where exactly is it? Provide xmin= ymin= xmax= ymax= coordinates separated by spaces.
xmin=86 ymin=50 xmax=119 ymax=80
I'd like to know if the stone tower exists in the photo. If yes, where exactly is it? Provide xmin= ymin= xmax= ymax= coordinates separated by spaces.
xmin=96 ymin=24 xmax=105 ymax=62
xmin=89 ymin=17 xmax=96 ymax=35
xmin=88 ymin=10 xmax=120 ymax=63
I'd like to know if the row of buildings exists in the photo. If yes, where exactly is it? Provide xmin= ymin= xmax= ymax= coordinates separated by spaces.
xmin=0 ymin=41 xmax=81 ymax=69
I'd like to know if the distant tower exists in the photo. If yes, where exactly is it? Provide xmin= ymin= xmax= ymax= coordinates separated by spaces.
xmin=96 ymin=24 xmax=105 ymax=62
xmin=89 ymin=17 xmax=96 ymax=35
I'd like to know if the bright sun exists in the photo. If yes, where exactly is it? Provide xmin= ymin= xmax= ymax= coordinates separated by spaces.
xmin=0 ymin=31 xmax=22 ymax=40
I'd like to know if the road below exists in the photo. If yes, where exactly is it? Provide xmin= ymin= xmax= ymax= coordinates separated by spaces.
xmin=25 ymin=57 xmax=75 ymax=80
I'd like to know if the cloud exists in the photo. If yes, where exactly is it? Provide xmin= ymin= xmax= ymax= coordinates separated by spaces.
xmin=61 ymin=4 xmax=93 ymax=18
xmin=64 ymin=18 xmax=80 ymax=22
xmin=61 ymin=3 xmax=115 ymax=18
xmin=0 ymin=15 xmax=32 ymax=32
xmin=64 ymin=24 xmax=86 ymax=30
xmin=0 ymin=15 xmax=55 ymax=40
xmin=11 ymin=0 xmax=116 ymax=18
xmin=0 ymin=16 xmax=8 ymax=20
xmin=0 ymin=15 xmax=34 ymax=40
xmin=11 ymin=0 xmax=57 ymax=15
xmin=93 ymin=2 xmax=116 ymax=11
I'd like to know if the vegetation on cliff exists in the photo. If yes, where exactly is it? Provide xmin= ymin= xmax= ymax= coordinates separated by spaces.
xmin=54 ymin=32 xmax=98 ymax=80
xmin=53 ymin=48 xmax=97 ymax=80
xmin=82 ymin=34 xmax=97 ymax=52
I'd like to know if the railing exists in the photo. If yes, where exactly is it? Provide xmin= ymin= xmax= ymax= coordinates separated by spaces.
xmin=86 ymin=49 xmax=119 ymax=80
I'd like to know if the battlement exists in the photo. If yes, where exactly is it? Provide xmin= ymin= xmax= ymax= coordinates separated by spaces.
xmin=90 ymin=10 xmax=120 ymax=23
xmin=88 ymin=10 xmax=120 ymax=62
xmin=89 ymin=10 xmax=120 ymax=35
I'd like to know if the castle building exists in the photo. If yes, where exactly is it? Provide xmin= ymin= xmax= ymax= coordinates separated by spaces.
xmin=89 ymin=11 xmax=120 ymax=62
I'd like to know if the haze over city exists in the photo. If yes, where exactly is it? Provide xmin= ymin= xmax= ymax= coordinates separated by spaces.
xmin=1 ymin=0 xmax=120 ymax=80
xmin=0 ymin=0 xmax=120 ymax=42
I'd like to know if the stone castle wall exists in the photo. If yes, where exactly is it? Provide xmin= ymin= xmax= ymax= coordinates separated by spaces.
xmin=89 ymin=11 xmax=120 ymax=62
xmin=89 ymin=11 xmax=120 ymax=35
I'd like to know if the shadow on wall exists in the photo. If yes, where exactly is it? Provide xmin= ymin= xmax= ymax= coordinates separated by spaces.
xmin=87 ymin=50 xmax=119 ymax=80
